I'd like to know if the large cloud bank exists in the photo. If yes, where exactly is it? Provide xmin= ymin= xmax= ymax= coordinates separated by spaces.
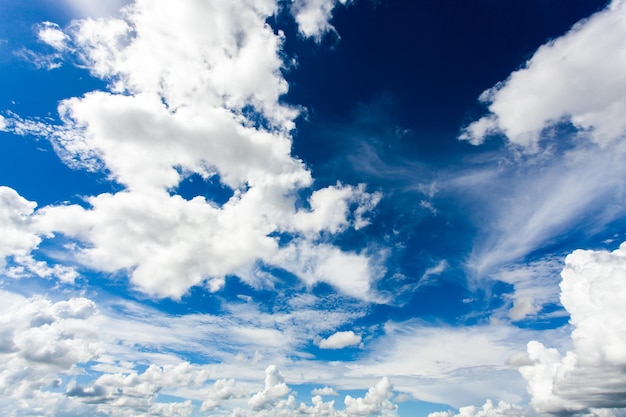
xmin=519 ymin=243 xmax=626 ymax=415
xmin=2 ymin=0 xmax=382 ymax=300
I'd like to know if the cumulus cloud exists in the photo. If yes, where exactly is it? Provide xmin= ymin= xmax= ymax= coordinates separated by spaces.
xmin=460 ymin=0 xmax=626 ymax=148
xmin=0 ymin=293 xmax=102 ymax=414
xmin=228 ymin=366 xmax=397 ymax=417
xmin=518 ymin=243 xmax=626 ymax=415
xmin=0 ymin=186 xmax=41 ymax=267
xmin=270 ymin=240 xmax=384 ymax=301
xmin=428 ymin=399 xmax=527 ymax=417
xmin=5 ymin=0 xmax=382 ymax=300
xmin=344 ymin=319 xmax=566 ymax=409
xmin=344 ymin=377 xmax=397 ymax=416
xmin=201 ymin=379 xmax=248 ymax=411
xmin=0 ymin=187 xmax=77 ymax=282
xmin=248 ymin=365 xmax=292 ymax=410
xmin=319 ymin=330 xmax=362 ymax=349
xmin=312 ymin=386 xmax=339 ymax=396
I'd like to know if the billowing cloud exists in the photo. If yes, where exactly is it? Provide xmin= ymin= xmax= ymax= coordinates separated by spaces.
xmin=0 ymin=187 xmax=77 ymax=282
xmin=428 ymin=399 xmax=527 ymax=417
xmin=319 ymin=330 xmax=362 ymax=349
xmin=518 ymin=243 xmax=626 ymax=415
xmin=344 ymin=377 xmax=397 ymax=416
xmin=0 ymin=186 xmax=41 ymax=267
xmin=248 ymin=365 xmax=292 ymax=410
xmin=0 ymin=293 xmax=102 ymax=415
xmin=5 ymin=0 xmax=382 ymax=300
xmin=312 ymin=386 xmax=339 ymax=396
xmin=460 ymin=0 xmax=626 ymax=148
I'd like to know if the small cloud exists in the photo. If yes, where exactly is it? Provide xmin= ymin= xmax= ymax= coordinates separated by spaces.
xmin=318 ymin=330 xmax=361 ymax=349
xmin=37 ymin=22 xmax=70 ymax=51
xmin=420 ymin=200 xmax=438 ymax=215
xmin=311 ymin=386 xmax=339 ymax=396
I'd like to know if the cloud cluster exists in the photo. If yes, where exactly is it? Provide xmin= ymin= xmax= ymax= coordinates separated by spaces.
xmin=428 ymin=400 xmax=527 ymax=417
xmin=519 ymin=243 xmax=626 ymax=415
xmin=0 ymin=187 xmax=41 ymax=268
xmin=4 ymin=0 xmax=382 ymax=300
xmin=0 ymin=290 xmax=391 ymax=416
xmin=460 ymin=0 xmax=626 ymax=148
xmin=229 ymin=365 xmax=397 ymax=417
xmin=0 ymin=293 xmax=103 ymax=416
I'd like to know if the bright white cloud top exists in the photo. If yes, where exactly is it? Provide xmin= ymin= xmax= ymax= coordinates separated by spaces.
xmin=1 ymin=0 xmax=625 ymax=416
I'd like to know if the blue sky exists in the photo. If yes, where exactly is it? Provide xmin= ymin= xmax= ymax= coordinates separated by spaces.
xmin=1 ymin=0 xmax=626 ymax=416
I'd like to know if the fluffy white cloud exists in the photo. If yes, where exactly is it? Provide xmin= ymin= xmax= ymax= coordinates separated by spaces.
xmin=0 ymin=293 xmax=102 ymax=415
xmin=201 ymin=379 xmax=248 ymax=411
xmin=66 ymin=362 xmax=208 ymax=415
xmin=248 ymin=365 xmax=292 ymax=410
xmin=271 ymin=240 xmax=385 ymax=301
xmin=428 ymin=400 xmax=527 ymax=417
xmin=227 ymin=366 xmax=398 ymax=417
xmin=344 ymin=377 xmax=397 ymax=416
xmin=37 ymin=22 xmax=70 ymax=51
xmin=290 ymin=0 xmax=351 ymax=40
xmin=0 ymin=188 xmax=78 ymax=282
xmin=519 ymin=243 xmax=626 ymax=415
xmin=460 ymin=0 xmax=626 ymax=148
xmin=6 ymin=0 xmax=382 ymax=300
xmin=319 ymin=331 xmax=361 ymax=349
xmin=343 ymin=319 xmax=568 ymax=409
xmin=312 ymin=386 xmax=339 ymax=396
xmin=0 ymin=186 xmax=40 ymax=266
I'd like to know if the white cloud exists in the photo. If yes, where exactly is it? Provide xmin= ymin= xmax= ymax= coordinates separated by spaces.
xmin=0 ymin=186 xmax=40 ymax=266
xmin=292 ymin=183 xmax=381 ymax=236
xmin=457 ymin=140 xmax=626 ymax=282
xmin=271 ymin=240 xmax=385 ymax=301
xmin=319 ymin=331 xmax=362 ymax=349
xmin=311 ymin=386 xmax=339 ymax=396
xmin=344 ymin=376 xmax=397 ymax=416
xmin=0 ymin=187 xmax=77 ymax=282
xmin=201 ymin=379 xmax=248 ymax=411
xmin=5 ymin=0 xmax=382 ymax=300
xmin=460 ymin=0 xmax=626 ymax=148
xmin=248 ymin=365 xmax=292 ymax=410
xmin=290 ymin=0 xmax=351 ymax=40
xmin=37 ymin=22 xmax=70 ymax=51
xmin=0 ymin=293 xmax=103 ymax=416
xmin=519 ymin=243 xmax=626 ymax=415
xmin=225 ymin=367 xmax=398 ymax=417
xmin=343 ymin=320 xmax=571 ymax=409
xmin=428 ymin=399 xmax=527 ymax=417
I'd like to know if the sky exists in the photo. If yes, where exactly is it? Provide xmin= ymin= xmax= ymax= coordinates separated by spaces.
xmin=0 ymin=0 xmax=625 ymax=416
